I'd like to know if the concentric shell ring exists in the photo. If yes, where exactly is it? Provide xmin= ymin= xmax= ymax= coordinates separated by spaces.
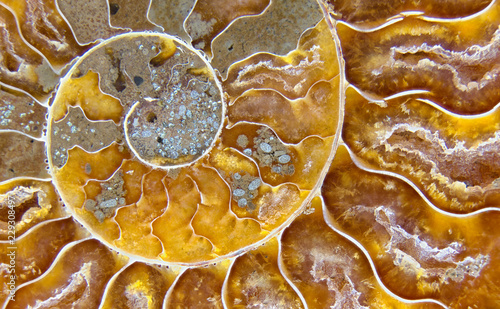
xmin=46 ymin=28 xmax=340 ymax=265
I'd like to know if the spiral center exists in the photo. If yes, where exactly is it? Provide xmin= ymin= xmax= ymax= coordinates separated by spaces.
xmin=124 ymin=54 xmax=223 ymax=167
xmin=120 ymin=37 xmax=223 ymax=167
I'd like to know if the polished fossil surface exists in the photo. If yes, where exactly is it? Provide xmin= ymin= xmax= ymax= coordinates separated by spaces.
xmin=0 ymin=0 xmax=499 ymax=308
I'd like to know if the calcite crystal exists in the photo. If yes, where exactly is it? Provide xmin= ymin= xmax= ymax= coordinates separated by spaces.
xmin=0 ymin=0 xmax=499 ymax=308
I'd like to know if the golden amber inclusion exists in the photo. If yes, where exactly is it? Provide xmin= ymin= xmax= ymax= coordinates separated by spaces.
xmin=0 ymin=0 xmax=499 ymax=308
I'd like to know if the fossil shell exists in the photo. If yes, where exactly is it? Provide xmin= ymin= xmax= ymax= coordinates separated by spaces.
xmin=0 ymin=0 xmax=499 ymax=308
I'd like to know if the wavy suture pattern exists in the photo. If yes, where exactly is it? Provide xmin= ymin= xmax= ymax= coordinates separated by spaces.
xmin=281 ymin=197 xmax=443 ymax=309
xmin=322 ymin=0 xmax=493 ymax=28
xmin=0 ymin=0 xmax=499 ymax=308
xmin=335 ymin=0 xmax=500 ymax=114
xmin=0 ymin=179 xmax=67 ymax=239
xmin=56 ymin=0 xmax=127 ymax=45
xmin=46 ymin=23 xmax=338 ymax=264
xmin=0 ymin=5 xmax=59 ymax=101
xmin=185 ymin=0 xmax=270 ymax=56
xmin=0 ymin=218 xmax=89 ymax=305
xmin=100 ymin=262 xmax=177 ymax=308
xmin=343 ymin=87 xmax=500 ymax=213
xmin=322 ymin=146 xmax=500 ymax=308
xmin=148 ymin=0 xmax=196 ymax=41
xmin=0 ymin=0 xmax=89 ymax=70
xmin=211 ymin=0 xmax=324 ymax=76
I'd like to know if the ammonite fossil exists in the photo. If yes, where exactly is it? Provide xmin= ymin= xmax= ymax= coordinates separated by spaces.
xmin=0 ymin=0 xmax=499 ymax=308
